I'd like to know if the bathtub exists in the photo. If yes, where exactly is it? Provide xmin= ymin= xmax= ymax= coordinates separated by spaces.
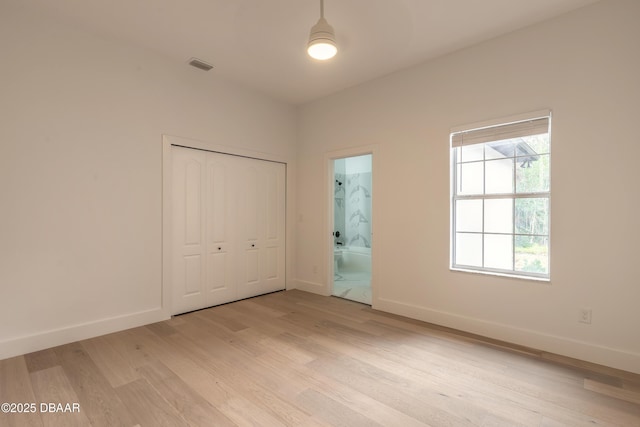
xmin=334 ymin=246 xmax=371 ymax=274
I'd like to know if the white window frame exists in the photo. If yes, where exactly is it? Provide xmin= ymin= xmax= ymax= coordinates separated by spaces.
xmin=450 ymin=110 xmax=551 ymax=281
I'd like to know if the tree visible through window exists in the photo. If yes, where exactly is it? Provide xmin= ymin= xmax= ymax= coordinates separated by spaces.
xmin=450 ymin=114 xmax=550 ymax=279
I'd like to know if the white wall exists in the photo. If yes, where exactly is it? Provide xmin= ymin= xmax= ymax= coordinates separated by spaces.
xmin=296 ymin=0 xmax=640 ymax=373
xmin=0 ymin=4 xmax=296 ymax=358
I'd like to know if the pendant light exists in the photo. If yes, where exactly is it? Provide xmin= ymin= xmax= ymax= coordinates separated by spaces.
xmin=307 ymin=0 xmax=337 ymax=60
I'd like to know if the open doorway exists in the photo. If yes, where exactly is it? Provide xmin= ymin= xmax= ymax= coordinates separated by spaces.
xmin=332 ymin=154 xmax=372 ymax=305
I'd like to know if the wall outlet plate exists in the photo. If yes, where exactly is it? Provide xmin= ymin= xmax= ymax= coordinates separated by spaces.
xmin=579 ymin=308 xmax=592 ymax=324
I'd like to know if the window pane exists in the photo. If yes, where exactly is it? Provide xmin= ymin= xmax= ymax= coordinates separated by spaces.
xmin=485 ymin=158 xmax=513 ymax=194
xmin=484 ymin=234 xmax=513 ymax=270
xmin=455 ymin=233 xmax=482 ymax=267
xmin=457 ymin=162 xmax=484 ymax=195
xmin=515 ymin=198 xmax=549 ymax=235
xmin=516 ymin=154 xmax=549 ymax=193
xmin=515 ymin=236 xmax=549 ymax=274
xmin=522 ymin=134 xmax=550 ymax=155
xmin=456 ymin=199 xmax=482 ymax=232
xmin=485 ymin=139 xmax=516 ymax=160
xmin=459 ymin=144 xmax=484 ymax=162
xmin=484 ymin=198 xmax=513 ymax=233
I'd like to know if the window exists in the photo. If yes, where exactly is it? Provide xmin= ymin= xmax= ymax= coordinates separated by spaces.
xmin=450 ymin=112 xmax=551 ymax=280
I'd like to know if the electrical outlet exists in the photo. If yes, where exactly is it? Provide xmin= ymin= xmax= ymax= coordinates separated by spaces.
xmin=579 ymin=308 xmax=592 ymax=324
xmin=312 ymin=265 xmax=318 ymax=274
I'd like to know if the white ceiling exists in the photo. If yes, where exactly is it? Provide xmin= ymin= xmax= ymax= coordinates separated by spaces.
xmin=11 ymin=0 xmax=599 ymax=105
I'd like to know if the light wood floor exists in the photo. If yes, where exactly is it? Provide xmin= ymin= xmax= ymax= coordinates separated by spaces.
xmin=1 ymin=290 xmax=639 ymax=427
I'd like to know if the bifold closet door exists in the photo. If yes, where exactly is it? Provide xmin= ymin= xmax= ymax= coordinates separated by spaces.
xmin=235 ymin=155 xmax=286 ymax=300
xmin=171 ymin=146 xmax=285 ymax=315
xmin=171 ymin=147 xmax=237 ymax=314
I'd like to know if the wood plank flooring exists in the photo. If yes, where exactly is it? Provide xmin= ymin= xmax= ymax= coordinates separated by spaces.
xmin=1 ymin=290 xmax=639 ymax=426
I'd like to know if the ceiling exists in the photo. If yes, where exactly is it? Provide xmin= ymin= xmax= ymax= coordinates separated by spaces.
xmin=11 ymin=0 xmax=599 ymax=105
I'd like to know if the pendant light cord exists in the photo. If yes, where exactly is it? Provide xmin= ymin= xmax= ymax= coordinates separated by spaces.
xmin=320 ymin=0 xmax=324 ymax=18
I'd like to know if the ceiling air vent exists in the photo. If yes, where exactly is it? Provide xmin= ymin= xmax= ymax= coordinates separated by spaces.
xmin=188 ymin=58 xmax=214 ymax=72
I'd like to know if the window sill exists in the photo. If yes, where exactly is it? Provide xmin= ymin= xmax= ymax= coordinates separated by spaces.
xmin=450 ymin=267 xmax=550 ymax=283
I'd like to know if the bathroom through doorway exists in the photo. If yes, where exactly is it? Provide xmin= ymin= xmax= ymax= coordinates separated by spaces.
xmin=331 ymin=154 xmax=372 ymax=305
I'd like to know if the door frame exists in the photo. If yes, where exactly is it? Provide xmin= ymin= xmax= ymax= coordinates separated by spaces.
xmin=324 ymin=144 xmax=379 ymax=304
xmin=162 ymin=134 xmax=291 ymax=318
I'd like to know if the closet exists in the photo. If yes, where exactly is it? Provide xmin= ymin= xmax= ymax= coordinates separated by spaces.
xmin=171 ymin=145 xmax=285 ymax=315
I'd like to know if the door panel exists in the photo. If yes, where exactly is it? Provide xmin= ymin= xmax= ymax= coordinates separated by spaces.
xmin=236 ymin=157 xmax=285 ymax=299
xmin=208 ymin=161 xmax=227 ymax=243
xmin=265 ymin=246 xmax=278 ymax=279
xmin=204 ymin=153 xmax=236 ymax=307
xmin=266 ymin=170 xmax=278 ymax=240
xmin=207 ymin=252 xmax=227 ymax=290
xmin=263 ymin=164 xmax=286 ymax=294
xmin=245 ymin=249 xmax=260 ymax=284
xmin=172 ymin=147 xmax=206 ymax=314
xmin=243 ymin=166 xmax=260 ymax=241
xmin=184 ymin=161 xmax=202 ymax=245
xmin=183 ymin=255 xmax=202 ymax=295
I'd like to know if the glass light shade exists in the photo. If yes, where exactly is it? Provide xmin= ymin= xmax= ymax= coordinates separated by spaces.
xmin=307 ymin=41 xmax=337 ymax=60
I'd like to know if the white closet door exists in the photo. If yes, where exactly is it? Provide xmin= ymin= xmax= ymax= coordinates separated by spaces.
xmin=236 ymin=157 xmax=286 ymax=299
xmin=172 ymin=146 xmax=207 ymax=314
xmin=204 ymin=152 xmax=237 ymax=307
xmin=172 ymin=146 xmax=285 ymax=315
xmin=262 ymin=161 xmax=286 ymax=294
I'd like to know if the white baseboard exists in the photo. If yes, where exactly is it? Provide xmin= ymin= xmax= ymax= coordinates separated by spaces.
xmin=294 ymin=279 xmax=330 ymax=296
xmin=6 ymin=293 xmax=636 ymax=374
xmin=0 ymin=308 xmax=168 ymax=360
xmin=374 ymin=297 xmax=640 ymax=375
